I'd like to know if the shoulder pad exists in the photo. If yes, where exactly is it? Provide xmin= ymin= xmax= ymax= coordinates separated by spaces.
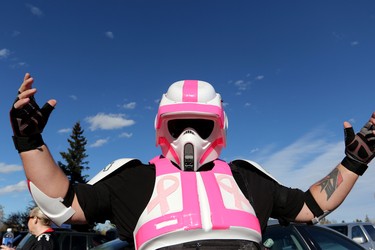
xmin=28 ymin=181 xmax=75 ymax=227
xmin=234 ymin=159 xmax=281 ymax=184
xmin=88 ymin=158 xmax=138 ymax=185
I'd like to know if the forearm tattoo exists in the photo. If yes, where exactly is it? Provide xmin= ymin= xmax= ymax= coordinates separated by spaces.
xmin=317 ymin=168 xmax=343 ymax=200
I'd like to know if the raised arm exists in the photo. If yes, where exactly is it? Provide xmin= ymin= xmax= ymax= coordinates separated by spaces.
xmin=296 ymin=113 xmax=375 ymax=223
xmin=10 ymin=73 xmax=86 ymax=224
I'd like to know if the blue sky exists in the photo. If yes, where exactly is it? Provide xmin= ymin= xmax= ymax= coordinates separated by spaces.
xmin=1 ymin=0 xmax=375 ymax=224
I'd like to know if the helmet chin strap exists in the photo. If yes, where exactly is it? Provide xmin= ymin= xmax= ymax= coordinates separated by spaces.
xmin=183 ymin=143 xmax=194 ymax=171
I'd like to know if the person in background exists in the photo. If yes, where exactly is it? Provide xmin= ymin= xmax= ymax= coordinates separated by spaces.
xmin=1 ymin=206 xmax=59 ymax=250
xmin=9 ymin=73 xmax=375 ymax=249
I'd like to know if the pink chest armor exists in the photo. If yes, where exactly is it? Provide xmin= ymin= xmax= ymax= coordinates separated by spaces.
xmin=134 ymin=157 xmax=261 ymax=250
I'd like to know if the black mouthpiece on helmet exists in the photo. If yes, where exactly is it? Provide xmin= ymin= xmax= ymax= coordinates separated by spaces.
xmin=184 ymin=143 xmax=194 ymax=171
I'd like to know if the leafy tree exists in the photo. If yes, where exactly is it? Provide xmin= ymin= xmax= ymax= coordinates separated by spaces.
xmin=0 ymin=205 xmax=4 ymax=231
xmin=58 ymin=122 xmax=89 ymax=184
xmin=4 ymin=211 xmax=28 ymax=232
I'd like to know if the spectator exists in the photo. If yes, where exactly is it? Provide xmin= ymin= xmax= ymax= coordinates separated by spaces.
xmin=1 ymin=207 xmax=59 ymax=250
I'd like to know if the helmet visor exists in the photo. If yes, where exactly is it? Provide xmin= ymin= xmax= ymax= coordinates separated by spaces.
xmin=168 ymin=119 xmax=214 ymax=139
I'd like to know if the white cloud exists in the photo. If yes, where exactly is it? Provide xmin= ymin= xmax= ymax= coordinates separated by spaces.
xmin=105 ymin=31 xmax=114 ymax=39
xmin=255 ymin=75 xmax=264 ymax=80
xmin=90 ymin=138 xmax=109 ymax=148
xmin=26 ymin=4 xmax=43 ymax=17
xmin=58 ymin=128 xmax=71 ymax=133
xmin=12 ymin=30 xmax=20 ymax=37
xmin=69 ymin=95 xmax=78 ymax=100
xmin=16 ymin=62 xmax=26 ymax=67
xmin=10 ymin=62 xmax=28 ymax=69
xmin=234 ymin=80 xmax=250 ymax=91
xmin=123 ymin=102 xmax=136 ymax=109
xmin=119 ymin=132 xmax=133 ymax=138
xmin=246 ymin=128 xmax=375 ymax=222
xmin=0 ymin=181 xmax=27 ymax=195
xmin=0 ymin=163 xmax=23 ymax=174
xmin=255 ymin=130 xmax=342 ymax=186
xmin=230 ymin=79 xmax=252 ymax=95
xmin=86 ymin=113 xmax=135 ymax=131
xmin=0 ymin=49 xmax=10 ymax=59
xmin=249 ymin=148 xmax=259 ymax=153
xmin=351 ymin=41 xmax=359 ymax=46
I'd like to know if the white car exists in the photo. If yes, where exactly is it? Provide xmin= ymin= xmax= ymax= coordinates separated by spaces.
xmin=325 ymin=222 xmax=375 ymax=250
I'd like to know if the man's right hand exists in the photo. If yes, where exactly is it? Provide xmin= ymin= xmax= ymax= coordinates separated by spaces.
xmin=10 ymin=73 xmax=56 ymax=152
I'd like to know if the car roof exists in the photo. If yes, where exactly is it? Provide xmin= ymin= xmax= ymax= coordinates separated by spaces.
xmin=325 ymin=222 xmax=374 ymax=226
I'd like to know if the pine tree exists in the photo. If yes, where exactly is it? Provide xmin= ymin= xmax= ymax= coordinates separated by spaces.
xmin=365 ymin=214 xmax=371 ymax=222
xmin=58 ymin=122 xmax=89 ymax=184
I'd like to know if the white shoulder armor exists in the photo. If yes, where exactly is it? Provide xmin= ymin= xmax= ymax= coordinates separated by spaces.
xmin=29 ymin=158 xmax=137 ymax=227
xmin=28 ymin=181 xmax=75 ymax=227
xmin=237 ymin=159 xmax=281 ymax=184
xmin=88 ymin=158 xmax=136 ymax=185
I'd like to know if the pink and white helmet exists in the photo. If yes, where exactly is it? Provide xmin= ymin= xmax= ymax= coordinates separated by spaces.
xmin=155 ymin=80 xmax=228 ymax=171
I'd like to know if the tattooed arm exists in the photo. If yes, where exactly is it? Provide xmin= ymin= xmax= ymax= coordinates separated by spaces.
xmin=294 ymin=114 xmax=375 ymax=222
xmin=294 ymin=165 xmax=358 ymax=222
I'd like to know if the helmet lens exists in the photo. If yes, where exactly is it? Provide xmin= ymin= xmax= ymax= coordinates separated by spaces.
xmin=168 ymin=119 xmax=214 ymax=139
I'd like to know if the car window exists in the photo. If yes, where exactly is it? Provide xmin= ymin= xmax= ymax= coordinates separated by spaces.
xmin=90 ymin=238 xmax=130 ymax=250
xmin=352 ymin=225 xmax=367 ymax=242
xmin=304 ymin=226 xmax=365 ymax=250
xmin=16 ymin=230 xmax=107 ymax=250
xmin=328 ymin=225 xmax=348 ymax=236
xmin=12 ymin=232 xmax=28 ymax=247
xmin=16 ymin=233 xmax=34 ymax=250
xmin=263 ymin=225 xmax=305 ymax=250
xmin=363 ymin=225 xmax=375 ymax=241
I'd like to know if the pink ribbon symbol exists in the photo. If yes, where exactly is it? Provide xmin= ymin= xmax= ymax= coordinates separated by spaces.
xmin=147 ymin=175 xmax=179 ymax=215
xmin=217 ymin=175 xmax=250 ymax=210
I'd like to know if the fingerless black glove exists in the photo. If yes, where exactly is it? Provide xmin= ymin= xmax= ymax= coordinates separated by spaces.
xmin=341 ymin=121 xmax=375 ymax=175
xmin=10 ymin=94 xmax=54 ymax=153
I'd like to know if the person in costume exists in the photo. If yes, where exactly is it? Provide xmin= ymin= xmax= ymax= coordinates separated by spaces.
xmin=9 ymin=73 xmax=375 ymax=249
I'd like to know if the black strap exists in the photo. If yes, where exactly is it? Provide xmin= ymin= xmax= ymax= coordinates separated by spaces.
xmin=62 ymin=184 xmax=75 ymax=207
xmin=341 ymin=156 xmax=368 ymax=176
xmin=12 ymin=134 xmax=45 ymax=153
xmin=304 ymin=189 xmax=324 ymax=217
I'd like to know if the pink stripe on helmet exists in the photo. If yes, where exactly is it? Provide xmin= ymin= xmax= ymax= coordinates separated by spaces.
xmin=157 ymin=137 xmax=180 ymax=165
xmin=182 ymin=80 xmax=198 ymax=102
xmin=199 ymin=137 xmax=224 ymax=164
xmin=156 ymin=103 xmax=225 ymax=129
